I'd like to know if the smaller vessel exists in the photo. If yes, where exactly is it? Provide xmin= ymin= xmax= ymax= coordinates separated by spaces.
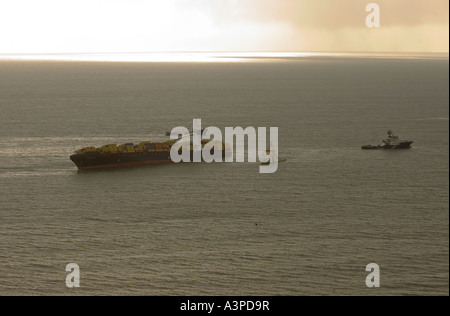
xmin=362 ymin=130 xmax=413 ymax=150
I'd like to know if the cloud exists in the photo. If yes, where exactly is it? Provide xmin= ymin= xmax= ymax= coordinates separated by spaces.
xmin=193 ymin=0 xmax=449 ymax=52
xmin=0 ymin=0 xmax=448 ymax=53
xmin=199 ymin=0 xmax=449 ymax=29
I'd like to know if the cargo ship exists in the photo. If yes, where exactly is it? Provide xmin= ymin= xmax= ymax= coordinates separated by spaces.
xmin=70 ymin=139 xmax=225 ymax=170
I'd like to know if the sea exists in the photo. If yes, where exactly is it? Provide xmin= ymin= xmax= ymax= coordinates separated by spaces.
xmin=0 ymin=53 xmax=448 ymax=296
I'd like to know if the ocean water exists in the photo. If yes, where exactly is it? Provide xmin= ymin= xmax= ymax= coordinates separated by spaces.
xmin=0 ymin=54 xmax=448 ymax=295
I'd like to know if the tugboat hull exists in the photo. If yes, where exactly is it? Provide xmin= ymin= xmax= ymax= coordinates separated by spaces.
xmin=381 ymin=141 xmax=413 ymax=149
xmin=361 ymin=142 xmax=413 ymax=150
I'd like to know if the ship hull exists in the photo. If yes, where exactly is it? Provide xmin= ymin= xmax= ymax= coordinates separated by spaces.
xmin=70 ymin=151 xmax=173 ymax=170
xmin=381 ymin=141 xmax=413 ymax=149
xmin=70 ymin=149 xmax=227 ymax=170
xmin=362 ymin=141 xmax=413 ymax=150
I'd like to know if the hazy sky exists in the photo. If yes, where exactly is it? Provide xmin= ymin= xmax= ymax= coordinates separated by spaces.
xmin=0 ymin=0 xmax=448 ymax=53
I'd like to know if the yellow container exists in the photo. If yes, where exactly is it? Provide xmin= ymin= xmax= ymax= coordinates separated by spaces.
xmin=80 ymin=146 xmax=96 ymax=153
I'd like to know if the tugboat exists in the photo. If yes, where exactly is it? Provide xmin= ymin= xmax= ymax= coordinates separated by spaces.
xmin=362 ymin=130 xmax=413 ymax=150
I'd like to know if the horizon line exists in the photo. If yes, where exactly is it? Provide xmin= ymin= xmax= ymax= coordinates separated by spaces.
xmin=1 ymin=50 xmax=449 ymax=55
xmin=0 ymin=51 xmax=448 ymax=63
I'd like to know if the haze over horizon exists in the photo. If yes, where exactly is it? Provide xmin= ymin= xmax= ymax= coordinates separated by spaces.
xmin=0 ymin=0 xmax=448 ymax=55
